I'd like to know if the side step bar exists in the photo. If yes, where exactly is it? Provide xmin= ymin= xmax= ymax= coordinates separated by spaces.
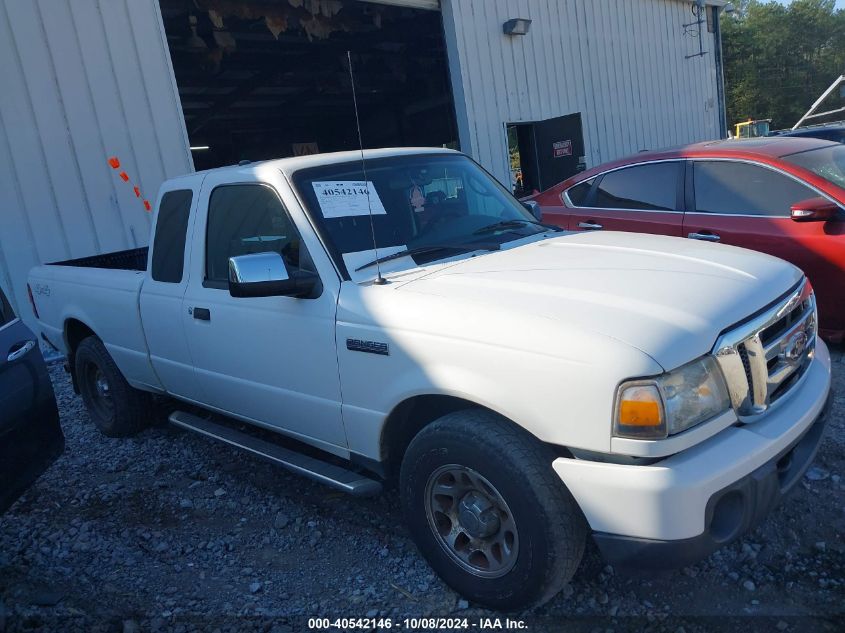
xmin=169 ymin=411 xmax=382 ymax=497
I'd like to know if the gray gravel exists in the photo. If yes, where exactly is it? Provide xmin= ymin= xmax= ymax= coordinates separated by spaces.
xmin=1 ymin=349 xmax=844 ymax=632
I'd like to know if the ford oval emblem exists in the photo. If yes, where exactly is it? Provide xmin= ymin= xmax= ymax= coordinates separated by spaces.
xmin=782 ymin=331 xmax=809 ymax=364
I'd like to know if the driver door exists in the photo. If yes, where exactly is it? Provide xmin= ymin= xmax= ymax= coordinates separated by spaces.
xmin=683 ymin=159 xmax=845 ymax=333
xmin=181 ymin=172 xmax=346 ymax=451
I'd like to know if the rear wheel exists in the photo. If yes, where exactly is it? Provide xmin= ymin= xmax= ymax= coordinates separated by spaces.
xmin=400 ymin=409 xmax=586 ymax=610
xmin=75 ymin=336 xmax=150 ymax=437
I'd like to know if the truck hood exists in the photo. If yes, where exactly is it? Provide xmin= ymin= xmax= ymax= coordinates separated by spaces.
xmin=397 ymin=231 xmax=803 ymax=370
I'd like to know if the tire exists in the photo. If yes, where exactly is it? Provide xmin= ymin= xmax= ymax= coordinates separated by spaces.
xmin=74 ymin=336 xmax=151 ymax=437
xmin=400 ymin=409 xmax=587 ymax=611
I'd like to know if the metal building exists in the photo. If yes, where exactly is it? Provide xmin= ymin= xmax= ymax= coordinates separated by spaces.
xmin=0 ymin=0 xmax=727 ymax=327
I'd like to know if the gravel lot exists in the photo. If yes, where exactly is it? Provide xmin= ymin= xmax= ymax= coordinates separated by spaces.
xmin=1 ymin=349 xmax=843 ymax=633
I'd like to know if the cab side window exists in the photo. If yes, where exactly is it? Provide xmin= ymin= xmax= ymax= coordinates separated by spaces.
xmin=693 ymin=161 xmax=817 ymax=217
xmin=205 ymin=184 xmax=315 ymax=286
xmin=151 ymin=190 xmax=193 ymax=283
xmin=0 ymin=286 xmax=16 ymax=327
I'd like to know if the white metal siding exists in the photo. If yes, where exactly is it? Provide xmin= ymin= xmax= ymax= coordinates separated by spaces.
xmin=441 ymin=0 xmax=722 ymax=185
xmin=0 ymin=0 xmax=191 ymax=327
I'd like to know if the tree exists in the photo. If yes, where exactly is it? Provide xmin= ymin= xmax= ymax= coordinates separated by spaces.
xmin=722 ymin=0 xmax=845 ymax=130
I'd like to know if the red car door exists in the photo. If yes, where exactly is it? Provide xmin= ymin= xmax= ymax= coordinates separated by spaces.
xmin=567 ymin=161 xmax=685 ymax=236
xmin=683 ymin=159 xmax=845 ymax=339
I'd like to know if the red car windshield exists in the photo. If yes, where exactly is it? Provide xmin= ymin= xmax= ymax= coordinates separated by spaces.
xmin=783 ymin=144 xmax=845 ymax=190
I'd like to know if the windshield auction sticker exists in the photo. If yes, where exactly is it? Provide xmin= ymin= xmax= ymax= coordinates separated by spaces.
xmin=312 ymin=181 xmax=387 ymax=218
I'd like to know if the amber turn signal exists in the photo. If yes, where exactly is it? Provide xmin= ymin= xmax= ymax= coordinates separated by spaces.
xmin=615 ymin=384 xmax=667 ymax=439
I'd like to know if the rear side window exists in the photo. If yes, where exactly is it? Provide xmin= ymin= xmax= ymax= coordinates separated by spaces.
xmin=693 ymin=161 xmax=817 ymax=216
xmin=564 ymin=179 xmax=594 ymax=206
xmin=0 ymin=286 xmax=15 ymax=327
xmin=151 ymin=190 xmax=193 ymax=283
xmin=593 ymin=163 xmax=681 ymax=211
xmin=205 ymin=184 xmax=313 ymax=285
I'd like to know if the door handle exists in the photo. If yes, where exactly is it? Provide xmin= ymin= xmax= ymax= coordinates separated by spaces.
xmin=688 ymin=232 xmax=720 ymax=242
xmin=192 ymin=307 xmax=211 ymax=321
xmin=7 ymin=340 xmax=36 ymax=363
xmin=578 ymin=221 xmax=603 ymax=230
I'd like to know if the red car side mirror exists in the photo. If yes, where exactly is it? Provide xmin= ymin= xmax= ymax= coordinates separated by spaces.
xmin=790 ymin=197 xmax=841 ymax=222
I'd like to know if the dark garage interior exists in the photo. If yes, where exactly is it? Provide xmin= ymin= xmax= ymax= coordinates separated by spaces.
xmin=159 ymin=0 xmax=460 ymax=171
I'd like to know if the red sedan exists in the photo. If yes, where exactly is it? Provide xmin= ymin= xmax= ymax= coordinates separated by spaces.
xmin=528 ymin=137 xmax=845 ymax=342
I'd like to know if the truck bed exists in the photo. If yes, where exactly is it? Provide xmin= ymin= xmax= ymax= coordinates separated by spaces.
xmin=29 ymin=247 xmax=159 ymax=392
xmin=48 ymin=247 xmax=148 ymax=271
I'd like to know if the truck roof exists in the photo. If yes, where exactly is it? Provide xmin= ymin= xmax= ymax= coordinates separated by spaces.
xmin=181 ymin=147 xmax=460 ymax=182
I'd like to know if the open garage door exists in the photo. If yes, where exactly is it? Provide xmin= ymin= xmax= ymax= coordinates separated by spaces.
xmin=160 ymin=0 xmax=457 ymax=171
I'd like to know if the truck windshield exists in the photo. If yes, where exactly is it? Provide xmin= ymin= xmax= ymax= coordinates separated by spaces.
xmin=292 ymin=153 xmax=548 ymax=274
xmin=783 ymin=144 xmax=845 ymax=190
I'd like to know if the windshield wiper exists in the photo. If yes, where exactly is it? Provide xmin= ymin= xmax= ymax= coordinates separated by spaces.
xmin=355 ymin=243 xmax=499 ymax=273
xmin=473 ymin=219 xmax=563 ymax=235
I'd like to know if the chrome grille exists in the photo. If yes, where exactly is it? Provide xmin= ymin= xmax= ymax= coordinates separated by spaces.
xmin=738 ymin=343 xmax=753 ymax=392
xmin=713 ymin=280 xmax=816 ymax=421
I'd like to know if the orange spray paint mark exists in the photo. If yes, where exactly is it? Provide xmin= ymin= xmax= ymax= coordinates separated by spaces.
xmin=108 ymin=155 xmax=149 ymax=213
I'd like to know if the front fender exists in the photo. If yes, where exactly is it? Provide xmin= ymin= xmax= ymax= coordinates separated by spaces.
xmin=338 ymin=326 xmax=662 ymax=460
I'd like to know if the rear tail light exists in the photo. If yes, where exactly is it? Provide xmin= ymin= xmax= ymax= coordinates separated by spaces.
xmin=27 ymin=283 xmax=39 ymax=319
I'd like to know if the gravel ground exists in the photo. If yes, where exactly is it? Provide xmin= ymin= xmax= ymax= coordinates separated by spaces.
xmin=1 ymin=349 xmax=843 ymax=633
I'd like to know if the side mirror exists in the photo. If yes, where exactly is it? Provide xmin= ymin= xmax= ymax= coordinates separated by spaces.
xmin=228 ymin=252 xmax=318 ymax=298
xmin=522 ymin=200 xmax=543 ymax=222
xmin=790 ymin=197 xmax=840 ymax=222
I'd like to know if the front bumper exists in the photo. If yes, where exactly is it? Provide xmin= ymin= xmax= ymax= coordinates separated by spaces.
xmin=594 ymin=391 xmax=830 ymax=567
xmin=552 ymin=340 xmax=832 ymax=566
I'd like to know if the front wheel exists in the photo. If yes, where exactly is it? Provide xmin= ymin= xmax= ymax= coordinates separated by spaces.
xmin=400 ymin=410 xmax=586 ymax=610
xmin=75 ymin=336 xmax=151 ymax=437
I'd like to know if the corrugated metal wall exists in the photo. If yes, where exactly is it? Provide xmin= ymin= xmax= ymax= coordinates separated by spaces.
xmin=0 ymin=0 xmax=191 ymax=326
xmin=441 ymin=0 xmax=722 ymax=186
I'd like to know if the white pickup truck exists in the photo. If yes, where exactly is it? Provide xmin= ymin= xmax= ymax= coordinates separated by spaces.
xmin=29 ymin=148 xmax=831 ymax=609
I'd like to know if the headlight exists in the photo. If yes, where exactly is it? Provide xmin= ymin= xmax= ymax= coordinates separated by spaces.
xmin=614 ymin=356 xmax=731 ymax=440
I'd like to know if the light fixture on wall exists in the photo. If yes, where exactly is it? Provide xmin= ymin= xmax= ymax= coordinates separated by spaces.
xmin=503 ymin=18 xmax=532 ymax=36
